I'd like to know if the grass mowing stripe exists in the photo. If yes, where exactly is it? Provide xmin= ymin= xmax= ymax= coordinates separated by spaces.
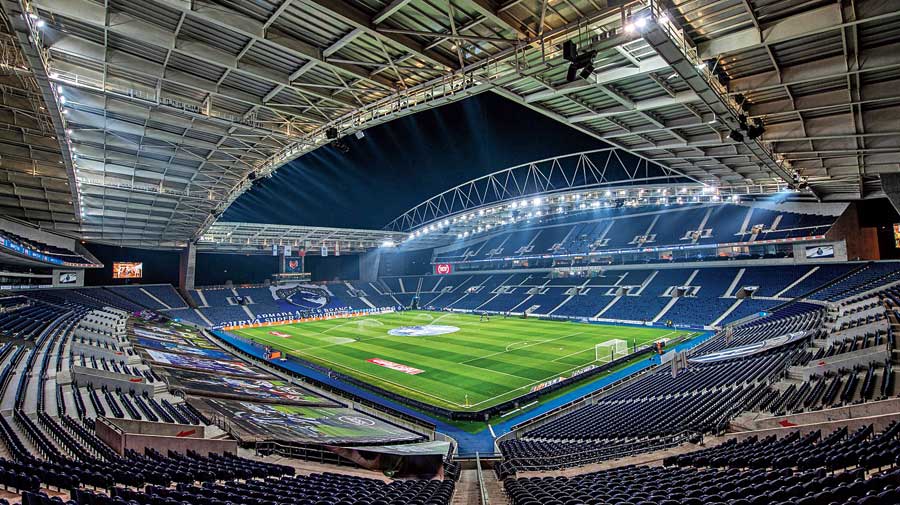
xmin=235 ymin=310 xmax=682 ymax=412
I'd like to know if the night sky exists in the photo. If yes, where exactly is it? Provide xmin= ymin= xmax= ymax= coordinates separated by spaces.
xmin=223 ymin=91 xmax=608 ymax=229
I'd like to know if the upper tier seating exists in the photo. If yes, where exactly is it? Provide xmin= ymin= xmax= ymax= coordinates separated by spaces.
xmin=108 ymin=286 xmax=175 ymax=311
xmin=434 ymin=203 xmax=839 ymax=264
xmin=141 ymin=285 xmax=188 ymax=308
xmin=0 ymin=231 xmax=94 ymax=265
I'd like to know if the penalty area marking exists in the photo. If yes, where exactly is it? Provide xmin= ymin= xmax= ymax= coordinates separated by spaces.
xmin=504 ymin=341 xmax=541 ymax=351
xmin=458 ymin=332 xmax=583 ymax=365
xmin=242 ymin=321 xmax=686 ymax=411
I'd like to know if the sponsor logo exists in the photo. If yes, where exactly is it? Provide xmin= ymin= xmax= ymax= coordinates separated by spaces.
xmin=337 ymin=415 xmax=376 ymax=426
xmin=366 ymin=358 xmax=424 ymax=375
xmin=388 ymin=324 xmax=460 ymax=337
xmin=530 ymin=377 xmax=564 ymax=393
xmin=569 ymin=364 xmax=598 ymax=378
xmin=434 ymin=263 xmax=452 ymax=275
xmin=269 ymin=331 xmax=292 ymax=338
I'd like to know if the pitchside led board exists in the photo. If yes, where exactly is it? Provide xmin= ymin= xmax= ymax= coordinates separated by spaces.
xmin=112 ymin=262 xmax=143 ymax=279
xmin=434 ymin=263 xmax=452 ymax=275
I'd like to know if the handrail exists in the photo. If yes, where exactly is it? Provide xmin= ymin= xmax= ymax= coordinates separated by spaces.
xmin=475 ymin=452 xmax=490 ymax=505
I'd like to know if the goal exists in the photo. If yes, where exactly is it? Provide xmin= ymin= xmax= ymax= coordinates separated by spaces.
xmin=595 ymin=339 xmax=629 ymax=363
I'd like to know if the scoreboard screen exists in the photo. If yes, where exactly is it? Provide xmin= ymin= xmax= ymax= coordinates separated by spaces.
xmin=112 ymin=262 xmax=143 ymax=279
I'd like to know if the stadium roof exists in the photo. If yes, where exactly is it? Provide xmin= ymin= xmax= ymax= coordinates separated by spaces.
xmin=0 ymin=0 xmax=897 ymax=248
xmin=197 ymin=221 xmax=411 ymax=254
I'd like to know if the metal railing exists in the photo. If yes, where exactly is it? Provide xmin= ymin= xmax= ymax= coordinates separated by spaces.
xmin=475 ymin=452 xmax=490 ymax=505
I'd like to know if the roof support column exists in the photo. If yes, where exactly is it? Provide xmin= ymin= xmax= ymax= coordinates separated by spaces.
xmin=179 ymin=242 xmax=197 ymax=292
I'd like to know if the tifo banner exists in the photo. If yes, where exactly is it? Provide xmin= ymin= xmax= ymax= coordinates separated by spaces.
xmin=366 ymin=358 xmax=424 ymax=375
xmin=193 ymin=399 xmax=421 ymax=444
xmin=134 ymin=337 xmax=234 ymax=359
xmin=145 ymin=349 xmax=268 ymax=377
xmin=160 ymin=368 xmax=334 ymax=406
xmin=434 ymin=263 xmax=452 ymax=275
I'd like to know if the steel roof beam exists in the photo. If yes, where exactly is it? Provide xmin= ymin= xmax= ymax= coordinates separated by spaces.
xmin=524 ymin=55 xmax=670 ymax=103
xmin=567 ymin=91 xmax=701 ymax=123
xmin=50 ymin=43 xmax=319 ymax=130
xmin=698 ymin=2 xmax=900 ymax=59
xmin=155 ymin=0 xmax=397 ymax=91
xmin=462 ymin=0 xmax=528 ymax=39
xmin=373 ymin=0 xmax=416 ymax=25
xmin=727 ymin=42 xmax=900 ymax=95
xmin=297 ymin=0 xmax=458 ymax=71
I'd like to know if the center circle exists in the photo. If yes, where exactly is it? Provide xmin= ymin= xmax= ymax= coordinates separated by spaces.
xmin=388 ymin=324 xmax=461 ymax=336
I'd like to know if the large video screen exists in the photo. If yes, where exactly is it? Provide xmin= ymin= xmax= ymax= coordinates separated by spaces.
xmin=285 ymin=257 xmax=304 ymax=273
xmin=894 ymin=224 xmax=900 ymax=249
xmin=112 ymin=262 xmax=143 ymax=279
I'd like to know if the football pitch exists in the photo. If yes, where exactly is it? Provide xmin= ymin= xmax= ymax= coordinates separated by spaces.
xmin=233 ymin=311 xmax=687 ymax=412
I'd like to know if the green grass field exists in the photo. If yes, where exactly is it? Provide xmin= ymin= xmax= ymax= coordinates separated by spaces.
xmin=234 ymin=310 xmax=683 ymax=412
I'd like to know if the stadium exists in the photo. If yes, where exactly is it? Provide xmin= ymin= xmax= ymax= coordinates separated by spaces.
xmin=0 ymin=0 xmax=899 ymax=504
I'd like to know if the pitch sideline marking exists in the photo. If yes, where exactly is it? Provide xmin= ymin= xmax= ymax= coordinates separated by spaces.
xmin=242 ymin=314 xmax=692 ymax=410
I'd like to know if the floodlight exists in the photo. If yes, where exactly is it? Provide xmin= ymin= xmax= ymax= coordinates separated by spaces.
xmin=579 ymin=63 xmax=595 ymax=79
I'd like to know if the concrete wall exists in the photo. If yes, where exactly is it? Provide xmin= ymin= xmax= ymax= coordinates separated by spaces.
xmin=70 ymin=365 xmax=156 ymax=395
xmin=790 ymin=345 xmax=889 ymax=380
xmin=730 ymin=411 xmax=900 ymax=442
xmin=73 ymin=327 xmax=125 ymax=345
xmin=791 ymin=240 xmax=848 ymax=263
xmin=97 ymin=417 xmax=237 ymax=456
xmin=71 ymin=341 xmax=131 ymax=362
xmin=733 ymin=398 xmax=900 ymax=434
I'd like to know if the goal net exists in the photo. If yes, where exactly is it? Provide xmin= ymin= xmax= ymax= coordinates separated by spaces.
xmin=595 ymin=339 xmax=629 ymax=363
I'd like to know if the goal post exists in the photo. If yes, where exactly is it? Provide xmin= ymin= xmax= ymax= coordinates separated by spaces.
xmin=595 ymin=339 xmax=629 ymax=363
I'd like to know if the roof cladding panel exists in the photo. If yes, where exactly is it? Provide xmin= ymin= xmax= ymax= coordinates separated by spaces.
xmin=165 ymin=52 xmax=228 ymax=83
xmin=177 ymin=15 xmax=251 ymax=57
xmin=108 ymin=0 xmax=183 ymax=31
xmin=241 ymin=41 xmax=307 ymax=77
xmin=106 ymin=32 xmax=168 ymax=65
xmin=272 ymin=3 xmax=355 ymax=49
xmin=2 ymin=0 xmax=897 ymax=247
